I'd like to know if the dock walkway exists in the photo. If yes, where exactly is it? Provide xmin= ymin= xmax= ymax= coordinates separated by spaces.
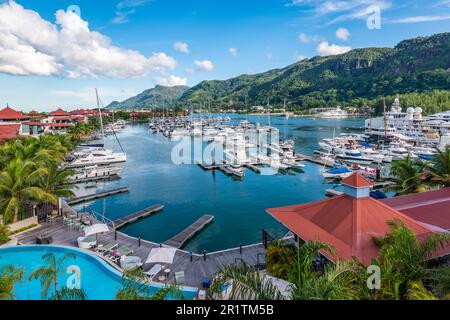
xmin=163 ymin=215 xmax=214 ymax=248
xmin=113 ymin=204 xmax=164 ymax=229
xmin=68 ymin=187 xmax=129 ymax=205
xmin=296 ymin=153 xmax=333 ymax=167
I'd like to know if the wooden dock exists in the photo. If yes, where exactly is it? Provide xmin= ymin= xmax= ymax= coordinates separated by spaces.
xmin=296 ymin=153 xmax=333 ymax=168
xmin=197 ymin=162 xmax=221 ymax=170
xmin=113 ymin=204 xmax=164 ymax=229
xmin=68 ymin=187 xmax=129 ymax=205
xmin=163 ymin=215 xmax=214 ymax=248
xmin=244 ymin=163 xmax=261 ymax=174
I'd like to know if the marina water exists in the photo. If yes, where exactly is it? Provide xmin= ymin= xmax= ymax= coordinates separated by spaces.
xmin=74 ymin=115 xmax=365 ymax=253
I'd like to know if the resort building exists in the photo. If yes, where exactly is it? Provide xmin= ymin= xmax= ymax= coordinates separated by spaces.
xmin=267 ymin=173 xmax=450 ymax=265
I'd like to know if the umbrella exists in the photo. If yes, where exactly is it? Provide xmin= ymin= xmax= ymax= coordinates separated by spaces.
xmin=84 ymin=223 xmax=110 ymax=237
xmin=145 ymin=247 xmax=177 ymax=264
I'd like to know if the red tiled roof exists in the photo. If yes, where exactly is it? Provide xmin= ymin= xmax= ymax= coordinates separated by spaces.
xmin=381 ymin=188 xmax=450 ymax=231
xmin=341 ymin=173 xmax=373 ymax=188
xmin=49 ymin=108 xmax=69 ymax=116
xmin=267 ymin=194 xmax=443 ymax=265
xmin=0 ymin=124 xmax=20 ymax=141
xmin=22 ymin=121 xmax=44 ymax=126
xmin=0 ymin=107 xmax=28 ymax=120
xmin=46 ymin=123 xmax=73 ymax=128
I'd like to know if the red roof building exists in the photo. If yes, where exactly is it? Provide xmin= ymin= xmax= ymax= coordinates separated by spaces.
xmin=381 ymin=188 xmax=450 ymax=231
xmin=0 ymin=106 xmax=29 ymax=121
xmin=48 ymin=108 xmax=69 ymax=117
xmin=267 ymin=173 xmax=448 ymax=265
xmin=0 ymin=124 xmax=20 ymax=141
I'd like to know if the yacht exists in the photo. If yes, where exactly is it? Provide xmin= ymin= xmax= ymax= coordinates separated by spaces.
xmin=322 ymin=166 xmax=353 ymax=179
xmin=335 ymin=149 xmax=373 ymax=165
xmin=318 ymin=106 xmax=348 ymax=119
xmin=66 ymin=149 xmax=127 ymax=168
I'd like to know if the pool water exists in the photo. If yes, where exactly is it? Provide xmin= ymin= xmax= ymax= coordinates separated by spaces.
xmin=0 ymin=245 xmax=197 ymax=300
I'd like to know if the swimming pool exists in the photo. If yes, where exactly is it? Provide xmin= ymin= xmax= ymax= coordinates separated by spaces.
xmin=0 ymin=245 xmax=197 ymax=300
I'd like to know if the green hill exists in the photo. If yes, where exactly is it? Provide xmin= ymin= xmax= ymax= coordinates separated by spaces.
xmin=177 ymin=32 xmax=450 ymax=114
xmin=107 ymin=85 xmax=189 ymax=110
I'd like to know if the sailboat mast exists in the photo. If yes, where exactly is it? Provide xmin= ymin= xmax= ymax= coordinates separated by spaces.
xmin=95 ymin=88 xmax=106 ymax=148
xmin=267 ymin=97 xmax=271 ymax=127
xmin=383 ymin=97 xmax=387 ymax=141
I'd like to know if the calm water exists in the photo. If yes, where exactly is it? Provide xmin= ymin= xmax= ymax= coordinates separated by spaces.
xmin=74 ymin=115 xmax=365 ymax=253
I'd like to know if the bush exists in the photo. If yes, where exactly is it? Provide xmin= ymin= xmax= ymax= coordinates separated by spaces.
xmin=0 ymin=224 xmax=10 ymax=244
xmin=266 ymin=240 xmax=295 ymax=280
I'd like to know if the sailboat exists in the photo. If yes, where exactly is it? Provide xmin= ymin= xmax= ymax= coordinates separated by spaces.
xmin=65 ymin=89 xmax=127 ymax=168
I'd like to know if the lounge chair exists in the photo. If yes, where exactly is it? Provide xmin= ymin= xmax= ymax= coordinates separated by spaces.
xmin=107 ymin=246 xmax=134 ymax=262
xmin=175 ymin=271 xmax=185 ymax=285
xmin=94 ymin=242 xmax=118 ymax=254
xmin=144 ymin=264 xmax=163 ymax=280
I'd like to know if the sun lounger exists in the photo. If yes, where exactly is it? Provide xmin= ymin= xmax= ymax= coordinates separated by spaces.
xmin=145 ymin=264 xmax=163 ymax=280
xmin=106 ymin=246 xmax=134 ymax=262
xmin=94 ymin=242 xmax=118 ymax=254
xmin=175 ymin=271 xmax=185 ymax=285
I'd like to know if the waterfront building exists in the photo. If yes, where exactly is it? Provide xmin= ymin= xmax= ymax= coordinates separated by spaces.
xmin=267 ymin=173 xmax=450 ymax=265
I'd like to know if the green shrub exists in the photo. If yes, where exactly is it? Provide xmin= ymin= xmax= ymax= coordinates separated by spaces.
xmin=0 ymin=224 xmax=10 ymax=244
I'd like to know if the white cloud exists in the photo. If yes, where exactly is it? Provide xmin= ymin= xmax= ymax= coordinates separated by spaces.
xmin=185 ymin=68 xmax=195 ymax=74
xmin=49 ymin=87 xmax=136 ymax=104
xmin=173 ymin=42 xmax=190 ymax=53
xmin=112 ymin=0 xmax=150 ymax=25
xmin=336 ymin=27 xmax=350 ymax=41
xmin=316 ymin=41 xmax=351 ymax=56
xmin=229 ymin=47 xmax=238 ymax=57
xmin=266 ymin=52 xmax=273 ymax=60
xmin=295 ymin=54 xmax=308 ymax=61
xmin=0 ymin=1 xmax=176 ymax=78
xmin=194 ymin=60 xmax=214 ymax=72
xmin=390 ymin=14 xmax=450 ymax=24
xmin=154 ymin=75 xmax=188 ymax=87
xmin=298 ymin=32 xmax=321 ymax=43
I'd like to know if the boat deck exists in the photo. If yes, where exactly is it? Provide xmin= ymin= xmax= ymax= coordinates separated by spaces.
xmin=14 ymin=219 xmax=283 ymax=289
xmin=163 ymin=215 xmax=214 ymax=248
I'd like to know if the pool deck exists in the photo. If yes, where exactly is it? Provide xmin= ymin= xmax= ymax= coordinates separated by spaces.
xmin=14 ymin=218 xmax=291 ymax=289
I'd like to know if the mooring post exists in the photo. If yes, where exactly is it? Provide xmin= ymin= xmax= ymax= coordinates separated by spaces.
xmin=190 ymin=251 xmax=193 ymax=262
xmin=239 ymin=243 xmax=242 ymax=254
xmin=114 ymin=231 xmax=117 ymax=240
xmin=203 ymin=251 xmax=207 ymax=261
xmin=138 ymin=238 xmax=141 ymax=247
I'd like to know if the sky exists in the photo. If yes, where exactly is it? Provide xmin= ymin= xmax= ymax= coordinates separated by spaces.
xmin=0 ymin=0 xmax=449 ymax=111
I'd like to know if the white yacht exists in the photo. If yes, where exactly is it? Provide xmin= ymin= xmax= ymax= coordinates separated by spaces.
xmin=66 ymin=149 xmax=127 ymax=168
xmin=318 ymin=106 xmax=348 ymax=119
xmin=69 ymin=165 xmax=122 ymax=182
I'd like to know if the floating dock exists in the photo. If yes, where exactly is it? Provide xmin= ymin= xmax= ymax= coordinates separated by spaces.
xmin=296 ymin=153 xmax=333 ymax=167
xmin=163 ymin=215 xmax=214 ymax=248
xmin=68 ymin=187 xmax=129 ymax=205
xmin=244 ymin=163 xmax=262 ymax=174
xmin=197 ymin=162 xmax=221 ymax=170
xmin=113 ymin=204 xmax=165 ymax=229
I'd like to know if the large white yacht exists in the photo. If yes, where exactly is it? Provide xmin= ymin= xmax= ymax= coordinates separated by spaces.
xmin=365 ymin=97 xmax=442 ymax=144
xmin=318 ymin=106 xmax=348 ymax=119
xmin=66 ymin=148 xmax=127 ymax=168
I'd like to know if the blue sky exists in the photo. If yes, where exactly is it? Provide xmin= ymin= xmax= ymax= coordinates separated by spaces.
xmin=0 ymin=0 xmax=449 ymax=111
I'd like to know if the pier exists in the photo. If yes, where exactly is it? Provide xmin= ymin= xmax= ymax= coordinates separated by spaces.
xmin=296 ymin=153 xmax=333 ymax=168
xmin=113 ymin=204 xmax=165 ymax=229
xmin=244 ymin=163 xmax=262 ymax=174
xmin=197 ymin=162 xmax=221 ymax=170
xmin=163 ymin=215 xmax=214 ymax=248
xmin=67 ymin=187 xmax=129 ymax=205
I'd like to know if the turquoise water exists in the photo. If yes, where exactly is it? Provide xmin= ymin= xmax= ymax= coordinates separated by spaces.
xmin=0 ymin=245 xmax=197 ymax=300
xmin=74 ymin=115 xmax=365 ymax=253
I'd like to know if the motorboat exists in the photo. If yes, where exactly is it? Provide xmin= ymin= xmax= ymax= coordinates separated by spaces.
xmin=66 ymin=149 xmax=127 ymax=168
xmin=322 ymin=166 xmax=353 ymax=179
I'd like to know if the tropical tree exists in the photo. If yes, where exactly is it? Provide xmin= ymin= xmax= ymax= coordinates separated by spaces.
xmin=28 ymin=252 xmax=86 ymax=300
xmin=210 ymin=263 xmax=286 ymax=300
xmin=0 ymin=265 xmax=25 ymax=300
xmin=370 ymin=220 xmax=450 ymax=300
xmin=386 ymin=156 xmax=428 ymax=195
xmin=427 ymin=146 xmax=450 ymax=188
xmin=115 ymin=268 xmax=183 ymax=300
xmin=0 ymin=159 xmax=56 ymax=223
xmin=266 ymin=240 xmax=294 ymax=279
xmin=39 ymin=162 xmax=75 ymax=199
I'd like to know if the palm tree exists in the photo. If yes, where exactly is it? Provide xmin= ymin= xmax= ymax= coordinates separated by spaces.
xmin=371 ymin=220 xmax=450 ymax=300
xmin=266 ymin=240 xmax=294 ymax=279
xmin=0 ymin=265 xmax=25 ymax=300
xmin=115 ymin=268 xmax=183 ymax=300
xmin=0 ymin=159 xmax=56 ymax=223
xmin=39 ymin=162 xmax=75 ymax=199
xmin=386 ymin=156 xmax=428 ymax=195
xmin=427 ymin=145 xmax=450 ymax=188
xmin=210 ymin=263 xmax=286 ymax=300
xmin=28 ymin=252 xmax=86 ymax=300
